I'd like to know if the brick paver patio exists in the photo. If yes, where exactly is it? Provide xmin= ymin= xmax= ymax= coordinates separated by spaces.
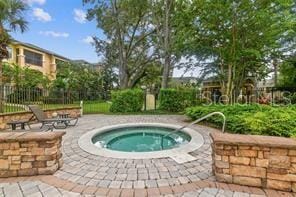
xmin=0 ymin=115 xmax=295 ymax=196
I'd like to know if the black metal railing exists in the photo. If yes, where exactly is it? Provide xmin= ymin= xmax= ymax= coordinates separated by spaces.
xmin=0 ymin=85 xmax=294 ymax=115
xmin=0 ymin=85 xmax=111 ymax=114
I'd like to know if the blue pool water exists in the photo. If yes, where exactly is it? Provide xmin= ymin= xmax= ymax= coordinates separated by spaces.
xmin=92 ymin=126 xmax=191 ymax=152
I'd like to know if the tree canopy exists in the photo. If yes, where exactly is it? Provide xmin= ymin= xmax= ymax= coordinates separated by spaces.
xmin=84 ymin=0 xmax=158 ymax=89
xmin=3 ymin=63 xmax=49 ymax=88
xmin=84 ymin=0 xmax=295 ymax=93
xmin=278 ymin=54 xmax=296 ymax=87
xmin=53 ymin=61 xmax=117 ymax=93
xmin=174 ymin=0 xmax=296 ymax=101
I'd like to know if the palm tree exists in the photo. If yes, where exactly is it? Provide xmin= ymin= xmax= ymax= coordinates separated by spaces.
xmin=0 ymin=0 xmax=28 ymax=83
xmin=0 ymin=0 xmax=28 ymax=112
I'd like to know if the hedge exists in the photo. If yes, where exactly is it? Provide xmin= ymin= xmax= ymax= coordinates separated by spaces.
xmin=288 ymin=92 xmax=296 ymax=104
xmin=185 ymin=104 xmax=296 ymax=137
xmin=110 ymin=89 xmax=144 ymax=112
xmin=159 ymin=89 xmax=196 ymax=112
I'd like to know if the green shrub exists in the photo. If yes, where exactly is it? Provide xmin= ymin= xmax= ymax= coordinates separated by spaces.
xmin=185 ymin=104 xmax=296 ymax=137
xmin=244 ymin=108 xmax=296 ymax=137
xmin=7 ymin=89 xmax=43 ymax=103
xmin=159 ymin=89 xmax=196 ymax=112
xmin=287 ymin=92 xmax=296 ymax=104
xmin=110 ymin=89 xmax=144 ymax=112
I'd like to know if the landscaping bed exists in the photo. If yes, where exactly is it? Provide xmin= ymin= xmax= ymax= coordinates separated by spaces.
xmin=186 ymin=104 xmax=296 ymax=137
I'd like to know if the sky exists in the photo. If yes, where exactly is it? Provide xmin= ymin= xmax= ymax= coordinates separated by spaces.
xmin=12 ymin=0 xmax=198 ymax=77
xmin=12 ymin=0 xmax=102 ymax=63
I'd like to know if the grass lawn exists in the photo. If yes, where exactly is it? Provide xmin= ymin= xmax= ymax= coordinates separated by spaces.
xmin=1 ymin=101 xmax=111 ymax=114
xmin=82 ymin=101 xmax=111 ymax=114
xmin=43 ymin=101 xmax=111 ymax=114
xmin=1 ymin=101 xmax=178 ymax=115
xmin=3 ymin=105 xmax=26 ymax=113
xmin=43 ymin=103 xmax=79 ymax=109
xmin=45 ymin=101 xmax=176 ymax=115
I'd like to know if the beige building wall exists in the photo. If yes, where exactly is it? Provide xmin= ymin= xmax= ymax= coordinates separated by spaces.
xmin=4 ymin=43 xmax=67 ymax=80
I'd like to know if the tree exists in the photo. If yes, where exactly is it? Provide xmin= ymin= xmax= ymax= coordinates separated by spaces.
xmin=54 ymin=61 xmax=100 ymax=91
xmin=84 ymin=0 xmax=158 ymax=89
xmin=53 ymin=61 xmax=116 ymax=100
xmin=150 ymin=0 xmax=176 ymax=89
xmin=278 ymin=55 xmax=296 ymax=87
xmin=137 ymin=61 xmax=162 ymax=92
xmin=100 ymin=64 xmax=118 ymax=93
xmin=3 ymin=63 xmax=49 ymax=88
xmin=0 ymin=0 xmax=28 ymax=83
xmin=175 ymin=0 xmax=296 ymax=102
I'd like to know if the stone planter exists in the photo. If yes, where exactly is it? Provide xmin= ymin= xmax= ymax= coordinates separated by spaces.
xmin=0 ymin=131 xmax=65 ymax=177
xmin=0 ymin=107 xmax=81 ymax=130
xmin=211 ymin=132 xmax=296 ymax=192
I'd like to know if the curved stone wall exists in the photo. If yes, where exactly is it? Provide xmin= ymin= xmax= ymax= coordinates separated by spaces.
xmin=211 ymin=132 xmax=296 ymax=192
xmin=0 ymin=107 xmax=81 ymax=130
xmin=0 ymin=131 xmax=65 ymax=177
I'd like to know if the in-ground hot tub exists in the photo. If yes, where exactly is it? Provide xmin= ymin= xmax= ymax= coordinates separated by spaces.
xmin=78 ymin=123 xmax=204 ymax=163
xmin=92 ymin=126 xmax=191 ymax=152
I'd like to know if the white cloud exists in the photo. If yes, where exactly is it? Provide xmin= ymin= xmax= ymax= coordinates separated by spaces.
xmin=74 ymin=9 xmax=87 ymax=24
xmin=39 ymin=31 xmax=69 ymax=38
xmin=22 ymin=0 xmax=46 ymax=5
xmin=82 ymin=36 xmax=94 ymax=44
xmin=33 ymin=8 xmax=52 ymax=22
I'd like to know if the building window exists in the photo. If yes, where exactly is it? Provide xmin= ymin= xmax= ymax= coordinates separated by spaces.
xmin=24 ymin=49 xmax=43 ymax=66
xmin=7 ymin=47 xmax=12 ymax=59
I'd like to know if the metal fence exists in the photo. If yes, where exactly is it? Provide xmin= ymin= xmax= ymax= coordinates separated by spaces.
xmin=0 ymin=86 xmax=111 ymax=114
xmin=199 ymin=87 xmax=296 ymax=105
xmin=0 ymin=86 xmax=294 ymax=115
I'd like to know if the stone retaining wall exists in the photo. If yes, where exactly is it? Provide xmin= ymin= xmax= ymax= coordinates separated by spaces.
xmin=0 ymin=131 xmax=65 ymax=177
xmin=211 ymin=132 xmax=296 ymax=192
xmin=0 ymin=107 xmax=81 ymax=130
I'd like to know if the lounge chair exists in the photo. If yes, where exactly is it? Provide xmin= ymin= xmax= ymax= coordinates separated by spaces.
xmin=28 ymin=105 xmax=78 ymax=129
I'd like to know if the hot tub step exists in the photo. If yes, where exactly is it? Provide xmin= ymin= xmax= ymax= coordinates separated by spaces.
xmin=170 ymin=153 xmax=197 ymax=164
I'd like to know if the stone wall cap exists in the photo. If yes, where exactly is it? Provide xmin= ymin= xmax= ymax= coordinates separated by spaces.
xmin=0 ymin=131 xmax=66 ymax=142
xmin=0 ymin=107 xmax=81 ymax=117
xmin=44 ymin=107 xmax=81 ymax=111
xmin=210 ymin=132 xmax=296 ymax=149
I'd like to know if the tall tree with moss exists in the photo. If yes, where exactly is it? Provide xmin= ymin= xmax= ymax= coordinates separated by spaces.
xmin=84 ymin=0 xmax=158 ymax=89
xmin=150 ymin=0 xmax=176 ymax=89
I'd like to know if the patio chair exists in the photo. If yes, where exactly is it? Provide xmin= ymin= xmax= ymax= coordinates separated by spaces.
xmin=28 ymin=105 xmax=78 ymax=129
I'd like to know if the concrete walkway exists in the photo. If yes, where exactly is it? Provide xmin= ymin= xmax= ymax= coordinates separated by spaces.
xmin=0 ymin=115 xmax=294 ymax=197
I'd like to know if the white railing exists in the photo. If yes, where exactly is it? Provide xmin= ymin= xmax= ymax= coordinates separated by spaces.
xmin=161 ymin=112 xmax=226 ymax=149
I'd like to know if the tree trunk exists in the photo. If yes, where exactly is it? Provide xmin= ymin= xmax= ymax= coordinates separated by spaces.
xmin=0 ymin=59 xmax=3 ymax=112
xmin=162 ymin=55 xmax=171 ymax=89
xmin=0 ymin=24 xmax=8 ymax=113
xmin=161 ymin=0 xmax=172 ymax=89
xmin=225 ymin=8 xmax=237 ymax=104
xmin=118 ymin=59 xmax=129 ymax=89
xmin=0 ymin=24 xmax=6 ymax=85
xmin=111 ymin=0 xmax=128 ymax=89
xmin=226 ymin=64 xmax=233 ymax=103
xmin=273 ymin=59 xmax=278 ymax=86
xmin=120 ymin=71 xmax=129 ymax=89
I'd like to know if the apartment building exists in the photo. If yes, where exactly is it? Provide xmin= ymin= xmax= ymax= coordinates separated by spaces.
xmin=4 ymin=40 xmax=69 ymax=80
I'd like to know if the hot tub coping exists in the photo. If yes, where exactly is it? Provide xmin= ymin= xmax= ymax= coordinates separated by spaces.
xmin=78 ymin=123 xmax=204 ymax=162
